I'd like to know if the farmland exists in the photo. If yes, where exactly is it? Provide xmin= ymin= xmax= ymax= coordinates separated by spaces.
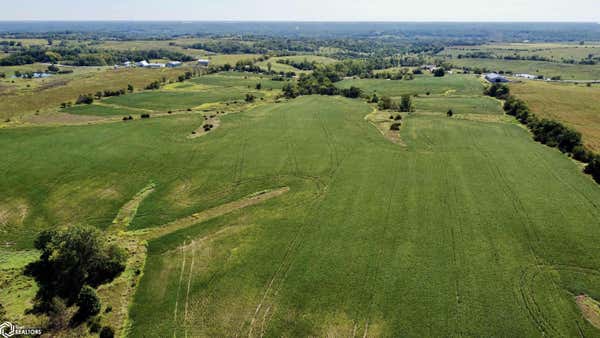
xmin=2 ymin=22 xmax=600 ymax=338
xmin=447 ymin=58 xmax=600 ymax=80
xmin=337 ymin=74 xmax=485 ymax=97
xmin=511 ymin=81 xmax=600 ymax=152
xmin=3 ymin=84 xmax=600 ymax=336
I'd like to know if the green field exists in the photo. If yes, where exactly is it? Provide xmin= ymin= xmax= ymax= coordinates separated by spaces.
xmin=448 ymin=58 xmax=600 ymax=80
xmin=102 ymin=88 xmax=258 ymax=111
xmin=441 ymin=43 xmax=600 ymax=61
xmin=337 ymin=74 xmax=485 ymax=97
xmin=414 ymin=95 xmax=504 ymax=114
xmin=3 ymin=89 xmax=600 ymax=336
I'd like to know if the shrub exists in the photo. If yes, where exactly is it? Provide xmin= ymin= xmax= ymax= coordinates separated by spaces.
xmin=447 ymin=109 xmax=454 ymax=117
xmin=73 ymin=286 xmax=101 ymax=323
xmin=584 ymin=155 xmax=600 ymax=183
xmin=572 ymin=145 xmax=593 ymax=163
xmin=433 ymin=68 xmax=445 ymax=77
xmin=99 ymin=326 xmax=115 ymax=338
xmin=390 ymin=123 xmax=401 ymax=131
xmin=141 ymin=114 xmax=150 ymax=119
xmin=76 ymin=94 xmax=94 ymax=105
xmin=245 ymin=93 xmax=255 ymax=102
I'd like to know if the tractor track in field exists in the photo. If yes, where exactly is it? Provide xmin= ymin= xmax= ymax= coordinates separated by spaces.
xmin=467 ymin=128 xmax=564 ymax=336
xmin=362 ymin=151 xmax=402 ymax=337
xmin=173 ymin=241 xmax=187 ymax=337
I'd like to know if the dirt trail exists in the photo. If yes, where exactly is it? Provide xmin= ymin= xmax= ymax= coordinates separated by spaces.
xmin=576 ymin=294 xmax=600 ymax=329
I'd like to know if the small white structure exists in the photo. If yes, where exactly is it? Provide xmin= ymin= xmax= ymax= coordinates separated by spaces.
xmin=197 ymin=59 xmax=210 ymax=67
xmin=166 ymin=61 xmax=182 ymax=68
xmin=485 ymin=73 xmax=509 ymax=83
xmin=123 ymin=61 xmax=132 ymax=67
xmin=136 ymin=60 xmax=149 ymax=67
xmin=147 ymin=63 xmax=166 ymax=68
xmin=515 ymin=73 xmax=537 ymax=80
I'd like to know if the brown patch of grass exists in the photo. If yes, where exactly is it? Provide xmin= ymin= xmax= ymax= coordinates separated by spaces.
xmin=576 ymin=294 xmax=600 ymax=330
xmin=0 ymin=198 xmax=29 ymax=234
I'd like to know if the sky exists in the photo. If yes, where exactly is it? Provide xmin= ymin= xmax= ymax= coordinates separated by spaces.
xmin=2 ymin=0 xmax=600 ymax=22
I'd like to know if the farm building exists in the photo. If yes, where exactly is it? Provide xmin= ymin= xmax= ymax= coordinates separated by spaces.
xmin=485 ymin=73 xmax=509 ymax=83
xmin=197 ymin=59 xmax=210 ymax=67
xmin=166 ymin=61 xmax=182 ymax=68
xmin=136 ymin=60 xmax=149 ymax=67
xmin=515 ymin=73 xmax=538 ymax=80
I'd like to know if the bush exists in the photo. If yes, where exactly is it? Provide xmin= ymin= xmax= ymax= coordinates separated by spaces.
xmin=584 ymin=155 xmax=600 ymax=183
xmin=122 ymin=116 xmax=133 ymax=121
xmin=73 ymin=286 xmax=100 ymax=322
xmin=572 ymin=145 xmax=593 ymax=163
xmin=245 ymin=93 xmax=255 ymax=102
xmin=447 ymin=109 xmax=454 ymax=117
xmin=390 ymin=123 xmax=401 ymax=131
xmin=76 ymin=94 xmax=94 ymax=105
xmin=399 ymin=95 xmax=414 ymax=112
xmin=99 ymin=326 xmax=115 ymax=338
xmin=433 ymin=68 xmax=445 ymax=77
xmin=141 ymin=114 xmax=150 ymax=119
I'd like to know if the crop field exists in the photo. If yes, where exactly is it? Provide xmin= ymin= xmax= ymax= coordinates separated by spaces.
xmin=447 ymin=58 xmax=600 ymax=80
xmin=414 ymin=95 xmax=503 ymax=115
xmin=3 ymin=78 xmax=600 ymax=337
xmin=441 ymin=43 xmax=600 ymax=60
xmin=102 ymin=88 xmax=258 ymax=111
xmin=0 ymin=66 xmax=197 ymax=120
xmin=511 ymin=81 xmax=600 ymax=152
xmin=337 ymin=74 xmax=485 ymax=97
xmin=189 ymin=72 xmax=288 ymax=90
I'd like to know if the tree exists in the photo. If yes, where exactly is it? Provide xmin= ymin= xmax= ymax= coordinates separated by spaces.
xmin=256 ymin=83 xmax=262 ymax=90
xmin=24 ymin=225 xmax=126 ymax=314
xmin=584 ymin=155 xmax=600 ymax=183
xmin=340 ymin=86 xmax=362 ymax=98
xmin=433 ymin=68 xmax=445 ymax=77
xmin=47 ymin=64 xmax=60 ymax=72
xmin=485 ymin=83 xmax=510 ymax=100
xmin=245 ymin=93 xmax=255 ymax=102
xmin=399 ymin=95 xmax=414 ymax=112
xmin=267 ymin=62 xmax=272 ymax=73
xmin=370 ymin=93 xmax=379 ymax=103
xmin=378 ymin=96 xmax=394 ymax=110
xmin=74 ymin=286 xmax=101 ymax=321
xmin=447 ymin=109 xmax=454 ymax=117
xmin=127 ymin=84 xmax=134 ymax=92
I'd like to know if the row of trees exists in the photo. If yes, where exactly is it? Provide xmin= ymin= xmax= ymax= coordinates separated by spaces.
xmin=0 ymin=45 xmax=194 ymax=66
xmin=486 ymin=84 xmax=600 ymax=183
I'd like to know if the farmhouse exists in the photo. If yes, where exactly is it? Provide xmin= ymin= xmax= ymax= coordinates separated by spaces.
xmin=485 ymin=73 xmax=509 ymax=83
xmin=166 ymin=61 xmax=182 ymax=68
xmin=197 ymin=59 xmax=210 ymax=67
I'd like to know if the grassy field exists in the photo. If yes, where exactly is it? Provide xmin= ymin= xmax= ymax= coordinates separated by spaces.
xmin=448 ymin=58 xmax=600 ymax=80
xmin=2 ymin=72 xmax=600 ymax=336
xmin=441 ymin=42 xmax=600 ymax=61
xmin=337 ymin=74 xmax=485 ymax=97
xmin=414 ymin=95 xmax=504 ymax=115
xmin=511 ymin=81 xmax=600 ymax=152
xmin=63 ymin=103 xmax=144 ymax=117
xmin=0 ymin=66 xmax=197 ymax=120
